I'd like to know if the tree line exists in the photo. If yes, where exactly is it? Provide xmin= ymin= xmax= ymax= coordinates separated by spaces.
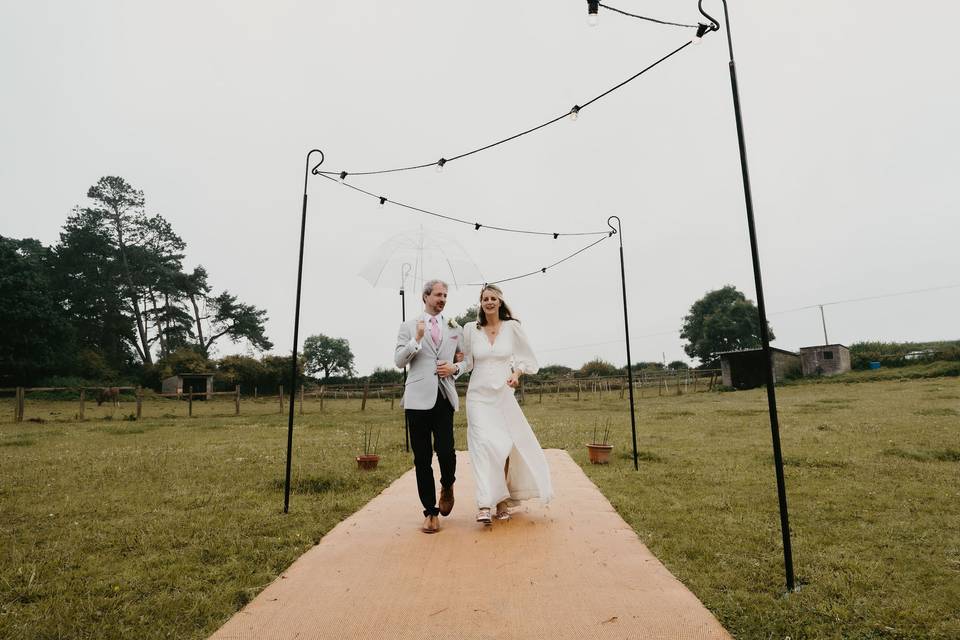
xmin=1 ymin=176 xmax=272 ymax=387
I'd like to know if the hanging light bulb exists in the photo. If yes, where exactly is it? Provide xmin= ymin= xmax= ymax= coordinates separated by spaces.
xmin=436 ymin=158 xmax=447 ymax=173
xmin=587 ymin=0 xmax=599 ymax=26
xmin=692 ymin=23 xmax=710 ymax=45
xmin=568 ymin=105 xmax=581 ymax=121
xmin=339 ymin=171 xmax=348 ymax=182
xmin=379 ymin=196 xmax=387 ymax=207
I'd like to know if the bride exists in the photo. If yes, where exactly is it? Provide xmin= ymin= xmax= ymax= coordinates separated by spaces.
xmin=461 ymin=284 xmax=553 ymax=525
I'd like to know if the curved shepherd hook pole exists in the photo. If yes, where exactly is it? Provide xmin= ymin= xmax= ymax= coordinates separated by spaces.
xmin=284 ymin=148 xmax=324 ymax=514
xmin=699 ymin=0 xmax=796 ymax=592
xmin=607 ymin=217 xmax=639 ymax=471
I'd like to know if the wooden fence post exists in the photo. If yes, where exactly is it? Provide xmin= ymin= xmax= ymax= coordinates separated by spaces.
xmin=254 ymin=386 xmax=258 ymax=400
xmin=360 ymin=380 xmax=370 ymax=411
xmin=576 ymin=382 xmax=581 ymax=402
xmin=136 ymin=386 xmax=142 ymax=420
xmin=539 ymin=384 xmax=543 ymax=404
xmin=279 ymin=385 xmax=284 ymax=414
xmin=676 ymin=372 xmax=682 ymax=396
xmin=235 ymin=385 xmax=240 ymax=415
xmin=188 ymin=391 xmax=193 ymax=417
xmin=320 ymin=385 xmax=325 ymax=412
xmin=693 ymin=371 xmax=698 ymax=393
xmin=390 ymin=386 xmax=395 ymax=410
xmin=299 ymin=385 xmax=304 ymax=416
xmin=79 ymin=388 xmax=85 ymax=420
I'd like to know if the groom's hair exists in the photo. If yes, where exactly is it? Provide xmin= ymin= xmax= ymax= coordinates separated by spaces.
xmin=422 ymin=279 xmax=448 ymax=302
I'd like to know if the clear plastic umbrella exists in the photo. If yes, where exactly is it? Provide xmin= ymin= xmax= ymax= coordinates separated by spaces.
xmin=358 ymin=226 xmax=484 ymax=295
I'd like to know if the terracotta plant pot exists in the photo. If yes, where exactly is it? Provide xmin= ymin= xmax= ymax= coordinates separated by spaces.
xmin=586 ymin=443 xmax=613 ymax=464
xmin=356 ymin=454 xmax=380 ymax=470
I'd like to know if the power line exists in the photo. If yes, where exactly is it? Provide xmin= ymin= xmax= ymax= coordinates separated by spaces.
xmin=313 ymin=40 xmax=693 ymax=178
xmin=769 ymin=283 xmax=960 ymax=315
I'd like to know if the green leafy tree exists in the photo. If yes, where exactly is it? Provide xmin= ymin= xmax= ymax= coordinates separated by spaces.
xmin=632 ymin=361 xmax=664 ymax=371
xmin=537 ymin=364 xmax=574 ymax=379
xmin=680 ymin=285 xmax=774 ymax=366
xmin=199 ymin=291 xmax=273 ymax=357
xmin=58 ymin=176 xmax=187 ymax=365
xmin=577 ymin=358 xmax=619 ymax=378
xmin=0 ymin=236 xmax=77 ymax=384
xmin=302 ymin=334 xmax=356 ymax=380
xmin=667 ymin=360 xmax=690 ymax=370
xmin=368 ymin=367 xmax=403 ymax=384
xmin=454 ymin=305 xmax=479 ymax=327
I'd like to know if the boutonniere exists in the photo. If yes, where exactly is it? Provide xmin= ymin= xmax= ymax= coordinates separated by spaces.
xmin=447 ymin=318 xmax=459 ymax=329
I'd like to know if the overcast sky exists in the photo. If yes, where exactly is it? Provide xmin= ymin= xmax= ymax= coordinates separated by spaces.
xmin=3 ymin=1 xmax=958 ymax=374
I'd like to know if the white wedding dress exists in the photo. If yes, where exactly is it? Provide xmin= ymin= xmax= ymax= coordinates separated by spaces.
xmin=462 ymin=320 xmax=553 ymax=509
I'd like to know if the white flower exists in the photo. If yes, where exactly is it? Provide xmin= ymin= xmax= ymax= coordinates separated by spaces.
xmin=447 ymin=318 xmax=460 ymax=329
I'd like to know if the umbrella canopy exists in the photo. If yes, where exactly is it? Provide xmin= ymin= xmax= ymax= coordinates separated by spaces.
xmin=358 ymin=227 xmax=485 ymax=293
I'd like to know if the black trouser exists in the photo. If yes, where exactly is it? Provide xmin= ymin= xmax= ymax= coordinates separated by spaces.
xmin=406 ymin=390 xmax=456 ymax=516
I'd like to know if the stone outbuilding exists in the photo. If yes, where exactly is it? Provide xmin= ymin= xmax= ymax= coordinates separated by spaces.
xmin=799 ymin=344 xmax=851 ymax=377
xmin=161 ymin=373 xmax=215 ymax=399
xmin=717 ymin=348 xmax=801 ymax=390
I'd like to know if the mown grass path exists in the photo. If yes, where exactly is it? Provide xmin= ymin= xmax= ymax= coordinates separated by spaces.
xmin=2 ymin=377 xmax=958 ymax=639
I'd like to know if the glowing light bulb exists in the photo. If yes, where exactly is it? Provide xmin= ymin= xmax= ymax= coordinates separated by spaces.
xmin=587 ymin=13 xmax=599 ymax=27
xmin=568 ymin=105 xmax=580 ymax=121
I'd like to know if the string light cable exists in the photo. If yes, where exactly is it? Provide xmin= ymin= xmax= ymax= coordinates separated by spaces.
xmin=596 ymin=3 xmax=699 ymax=29
xmin=464 ymin=233 xmax=614 ymax=287
xmin=313 ymin=39 xmax=698 ymax=179
xmin=317 ymin=172 xmax=609 ymax=238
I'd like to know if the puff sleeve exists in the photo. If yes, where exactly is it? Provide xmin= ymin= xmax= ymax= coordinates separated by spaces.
xmin=458 ymin=323 xmax=474 ymax=376
xmin=510 ymin=320 xmax=539 ymax=375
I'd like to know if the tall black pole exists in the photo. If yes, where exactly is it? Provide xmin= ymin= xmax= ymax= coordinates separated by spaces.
xmin=700 ymin=0 xmax=795 ymax=591
xmin=284 ymin=148 xmax=324 ymax=514
xmin=400 ymin=284 xmax=410 ymax=453
xmin=608 ymin=217 xmax=639 ymax=471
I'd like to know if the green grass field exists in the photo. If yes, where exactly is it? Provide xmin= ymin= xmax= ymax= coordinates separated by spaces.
xmin=2 ymin=378 xmax=958 ymax=639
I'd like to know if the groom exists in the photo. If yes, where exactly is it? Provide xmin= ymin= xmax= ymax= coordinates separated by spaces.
xmin=395 ymin=279 xmax=466 ymax=534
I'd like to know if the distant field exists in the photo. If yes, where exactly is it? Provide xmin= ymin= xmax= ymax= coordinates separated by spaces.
xmin=2 ymin=378 xmax=958 ymax=639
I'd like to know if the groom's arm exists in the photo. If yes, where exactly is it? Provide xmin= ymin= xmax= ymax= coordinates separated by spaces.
xmin=394 ymin=322 xmax=421 ymax=369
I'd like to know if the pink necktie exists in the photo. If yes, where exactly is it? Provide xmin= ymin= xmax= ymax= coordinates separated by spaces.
xmin=430 ymin=316 xmax=441 ymax=346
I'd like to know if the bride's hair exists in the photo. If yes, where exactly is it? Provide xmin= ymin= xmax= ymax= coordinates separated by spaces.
xmin=477 ymin=284 xmax=518 ymax=327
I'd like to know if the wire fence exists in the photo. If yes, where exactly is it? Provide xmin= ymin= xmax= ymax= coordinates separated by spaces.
xmin=0 ymin=370 xmax=719 ymax=424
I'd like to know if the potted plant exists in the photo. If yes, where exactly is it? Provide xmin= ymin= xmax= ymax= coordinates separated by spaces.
xmin=356 ymin=426 xmax=381 ymax=470
xmin=587 ymin=423 xmax=613 ymax=464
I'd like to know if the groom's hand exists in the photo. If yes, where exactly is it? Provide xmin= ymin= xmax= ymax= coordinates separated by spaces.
xmin=453 ymin=351 xmax=464 ymax=363
xmin=415 ymin=320 xmax=426 ymax=342
xmin=436 ymin=361 xmax=457 ymax=377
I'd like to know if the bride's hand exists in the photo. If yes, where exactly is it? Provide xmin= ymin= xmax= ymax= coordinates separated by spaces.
xmin=506 ymin=372 xmax=520 ymax=388
xmin=453 ymin=351 xmax=464 ymax=363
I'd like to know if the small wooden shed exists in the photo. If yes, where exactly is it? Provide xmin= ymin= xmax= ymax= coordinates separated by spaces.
xmin=799 ymin=344 xmax=851 ymax=377
xmin=717 ymin=348 xmax=801 ymax=390
xmin=162 ymin=373 xmax=215 ymax=399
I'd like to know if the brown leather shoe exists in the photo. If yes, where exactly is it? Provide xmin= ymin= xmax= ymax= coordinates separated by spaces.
xmin=422 ymin=514 xmax=440 ymax=534
xmin=439 ymin=485 xmax=455 ymax=516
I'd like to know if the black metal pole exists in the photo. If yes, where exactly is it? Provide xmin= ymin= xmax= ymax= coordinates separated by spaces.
xmin=284 ymin=148 xmax=324 ymax=514
xmin=400 ymin=286 xmax=410 ymax=452
xmin=700 ymin=0 xmax=795 ymax=591
xmin=608 ymin=217 xmax=639 ymax=470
